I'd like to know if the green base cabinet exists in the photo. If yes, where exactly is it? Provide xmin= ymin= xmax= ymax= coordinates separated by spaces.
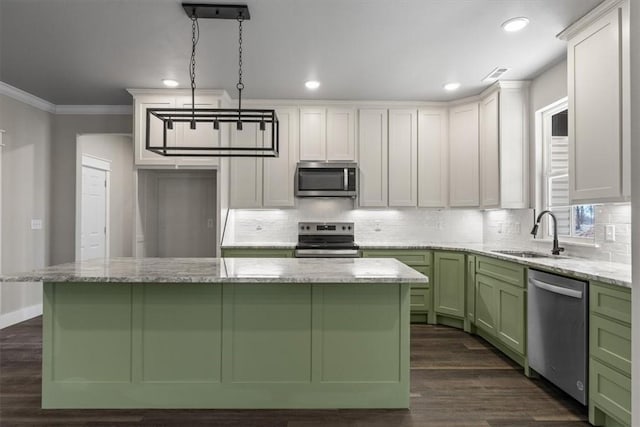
xmin=473 ymin=256 xmax=526 ymax=368
xmin=362 ymin=250 xmax=433 ymax=324
xmin=465 ymin=255 xmax=476 ymax=331
xmin=221 ymin=248 xmax=295 ymax=258
xmin=589 ymin=281 xmax=631 ymax=427
xmin=42 ymin=282 xmax=411 ymax=409
xmin=433 ymin=251 xmax=466 ymax=321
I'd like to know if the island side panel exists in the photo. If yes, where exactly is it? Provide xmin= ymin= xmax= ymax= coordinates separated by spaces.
xmin=42 ymin=281 xmax=411 ymax=409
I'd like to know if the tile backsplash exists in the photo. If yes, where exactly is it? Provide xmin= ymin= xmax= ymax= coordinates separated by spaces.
xmin=483 ymin=204 xmax=631 ymax=264
xmin=224 ymin=201 xmax=631 ymax=264
xmin=223 ymin=199 xmax=483 ymax=245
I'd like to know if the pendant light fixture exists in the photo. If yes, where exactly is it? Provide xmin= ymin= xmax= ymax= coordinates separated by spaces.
xmin=146 ymin=3 xmax=279 ymax=158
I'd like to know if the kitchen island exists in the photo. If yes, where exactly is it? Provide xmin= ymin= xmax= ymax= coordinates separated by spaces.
xmin=3 ymin=257 xmax=427 ymax=409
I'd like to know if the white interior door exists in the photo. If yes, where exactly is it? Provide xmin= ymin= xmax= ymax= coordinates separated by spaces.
xmin=81 ymin=159 xmax=109 ymax=261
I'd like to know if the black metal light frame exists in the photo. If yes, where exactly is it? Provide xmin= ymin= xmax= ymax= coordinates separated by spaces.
xmin=146 ymin=108 xmax=279 ymax=158
xmin=146 ymin=3 xmax=280 ymax=158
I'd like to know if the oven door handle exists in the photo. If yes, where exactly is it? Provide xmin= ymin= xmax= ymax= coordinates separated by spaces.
xmin=530 ymin=279 xmax=583 ymax=299
xmin=343 ymin=168 xmax=348 ymax=190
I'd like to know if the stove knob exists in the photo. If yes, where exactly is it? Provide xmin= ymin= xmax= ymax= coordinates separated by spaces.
xmin=348 ymin=226 xmax=352 ymax=230
xmin=306 ymin=226 xmax=310 ymax=230
xmin=342 ymin=226 xmax=346 ymax=230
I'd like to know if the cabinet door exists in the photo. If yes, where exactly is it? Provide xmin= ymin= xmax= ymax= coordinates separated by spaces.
xmin=229 ymin=123 xmax=263 ymax=208
xmin=326 ymin=108 xmax=355 ymax=161
xmin=479 ymin=92 xmax=500 ymax=208
xmin=174 ymin=96 xmax=219 ymax=167
xmin=475 ymin=274 xmax=497 ymax=335
xmin=433 ymin=252 xmax=465 ymax=318
xmin=495 ymin=282 xmax=525 ymax=355
xmin=417 ymin=108 xmax=448 ymax=207
xmin=449 ymin=102 xmax=479 ymax=207
xmin=499 ymin=85 xmax=529 ymax=208
xmin=299 ymin=108 xmax=326 ymax=160
xmin=263 ymin=108 xmax=298 ymax=207
xmin=568 ymin=6 xmax=626 ymax=203
xmin=388 ymin=109 xmax=418 ymax=207
xmin=134 ymin=96 xmax=177 ymax=166
xmin=358 ymin=109 xmax=388 ymax=207
xmin=466 ymin=255 xmax=476 ymax=323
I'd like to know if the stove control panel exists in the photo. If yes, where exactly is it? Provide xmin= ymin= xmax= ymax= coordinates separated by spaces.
xmin=298 ymin=222 xmax=354 ymax=235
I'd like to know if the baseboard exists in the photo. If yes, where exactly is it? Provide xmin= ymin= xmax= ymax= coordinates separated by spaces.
xmin=0 ymin=303 xmax=43 ymax=329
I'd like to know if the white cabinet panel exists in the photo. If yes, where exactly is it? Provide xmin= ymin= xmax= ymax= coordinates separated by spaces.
xmin=174 ymin=96 xmax=220 ymax=167
xmin=229 ymin=123 xmax=263 ymax=208
xmin=418 ymin=108 xmax=448 ymax=208
xmin=134 ymin=96 xmax=176 ymax=166
xmin=388 ymin=109 xmax=417 ymax=207
xmin=263 ymin=108 xmax=299 ymax=207
xmin=299 ymin=108 xmax=326 ymax=161
xmin=358 ymin=109 xmax=388 ymax=207
xmin=567 ymin=4 xmax=628 ymax=203
xmin=499 ymin=85 xmax=529 ymax=208
xmin=449 ymin=102 xmax=479 ymax=207
xmin=326 ymin=108 xmax=356 ymax=161
xmin=479 ymin=92 xmax=500 ymax=208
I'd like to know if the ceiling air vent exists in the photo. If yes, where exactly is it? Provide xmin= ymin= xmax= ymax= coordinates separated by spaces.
xmin=482 ymin=67 xmax=510 ymax=83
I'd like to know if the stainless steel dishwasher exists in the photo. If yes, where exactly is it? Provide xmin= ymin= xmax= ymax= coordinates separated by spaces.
xmin=527 ymin=269 xmax=588 ymax=405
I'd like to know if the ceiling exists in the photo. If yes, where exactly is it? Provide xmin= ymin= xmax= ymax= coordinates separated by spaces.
xmin=0 ymin=0 xmax=601 ymax=105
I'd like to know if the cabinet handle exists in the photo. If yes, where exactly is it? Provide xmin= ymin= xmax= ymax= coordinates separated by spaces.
xmin=530 ymin=279 xmax=583 ymax=299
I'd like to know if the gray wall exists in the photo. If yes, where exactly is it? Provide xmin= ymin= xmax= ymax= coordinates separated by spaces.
xmin=79 ymin=134 xmax=134 ymax=258
xmin=51 ymin=115 xmax=132 ymax=264
xmin=0 ymin=94 xmax=52 ymax=318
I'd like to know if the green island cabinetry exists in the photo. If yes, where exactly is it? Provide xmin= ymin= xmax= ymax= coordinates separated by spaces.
xmin=361 ymin=250 xmax=433 ymax=324
xmin=433 ymin=251 xmax=466 ymax=329
xmin=472 ymin=255 xmax=527 ymax=370
xmin=221 ymin=248 xmax=295 ymax=258
xmin=589 ymin=281 xmax=631 ymax=427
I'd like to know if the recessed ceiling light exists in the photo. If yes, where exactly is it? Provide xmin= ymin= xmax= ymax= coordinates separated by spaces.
xmin=305 ymin=80 xmax=320 ymax=90
xmin=501 ymin=17 xmax=530 ymax=32
xmin=162 ymin=79 xmax=179 ymax=87
xmin=444 ymin=82 xmax=461 ymax=91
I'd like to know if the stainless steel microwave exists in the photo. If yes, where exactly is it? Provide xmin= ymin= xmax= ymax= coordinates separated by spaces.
xmin=295 ymin=162 xmax=358 ymax=198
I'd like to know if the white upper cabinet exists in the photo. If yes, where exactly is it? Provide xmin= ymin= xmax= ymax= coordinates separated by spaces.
xmin=560 ymin=0 xmax=630 ymax=203
xmin=448 ymin=102 xmax=479 ymax=207
xmin=129 ymin=89 xmax=225 ymax=167
xmin=263 ymin=108 xmax=299 ymax=207
xmin=300 ymin=107 xmax=355 ymax=161
xmin=299 ymin=108 xmax=326 ymax=160
xmin=417 ymin=108 xmax=448 ymax=208
xmin=479 ymin=92 xmax=500 ymax=209
xmin=229 ymin=123 xmax=264 ymax=208
xmin=358 ymin=109 xmax=388 ymax=207
xmin=388 ymin=109 xmax=418 ymax=207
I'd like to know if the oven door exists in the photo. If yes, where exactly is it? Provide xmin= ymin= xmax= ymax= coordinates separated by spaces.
xmin=295 ymin=162 xmax=357 ymax=197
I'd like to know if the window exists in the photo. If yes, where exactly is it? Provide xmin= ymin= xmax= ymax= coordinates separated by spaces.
xmin=543 ymin=108 xmax=594 ymax=240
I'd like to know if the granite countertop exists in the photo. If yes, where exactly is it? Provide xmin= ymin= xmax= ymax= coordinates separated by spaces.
xmin=221 ymin=242 xmax=631 ymax=288
xmin=1 ymin=257 xmax=428 ymax=285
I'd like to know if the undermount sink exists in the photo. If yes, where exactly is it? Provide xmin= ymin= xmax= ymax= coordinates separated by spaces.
xmin=491 ymin=250 xmax=552 ymax=259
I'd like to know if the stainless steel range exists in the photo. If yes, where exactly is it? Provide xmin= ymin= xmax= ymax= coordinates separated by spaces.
xmin=294 ymin=222 xmax=360 ymax=258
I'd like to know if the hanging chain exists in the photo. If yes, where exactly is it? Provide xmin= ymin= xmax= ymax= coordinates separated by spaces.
xmin=189 ymin=13 xmax=199 ymax=123
xmin=236 ymin=15 xmax=244 ymax=113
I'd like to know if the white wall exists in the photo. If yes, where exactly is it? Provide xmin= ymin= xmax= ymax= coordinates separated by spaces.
xmin=78 ymin=134 xmax=134 ymax=258
xmin=0 ymin=94 xmax=52 ymax=328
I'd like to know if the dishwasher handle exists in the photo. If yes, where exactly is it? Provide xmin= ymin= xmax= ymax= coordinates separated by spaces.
xmin=530 ymin=278 xmax=583 ymax=299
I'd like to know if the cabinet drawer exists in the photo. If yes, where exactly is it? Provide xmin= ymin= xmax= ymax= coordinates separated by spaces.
xmin=475 ymin=256 xmax=526 ymax=288
xmin=221 ymin=248 xmax=295 ymax=258
xmin=590 ymin=282 xmax=631 ymax=325
xmin=362 ymin=250 xmax=432 ymax=267
xmin=590 ymin=314 xmax=631 ymax=376
xmin=590 ymin=358 xmax=631 ymax=427
xmin=410 ymin=287 xmax=431 ymax=313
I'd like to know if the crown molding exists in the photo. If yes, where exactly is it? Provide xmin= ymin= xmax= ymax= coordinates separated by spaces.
xmin=0 ymin=81 xmax=132 ymax=115
xmin=557 ymin=0 xmax=627 ymax=41
xmin=0 ymin=81 xmax=55 ymax=113
xmin=55 ymin=105 xmax=132 ymax=115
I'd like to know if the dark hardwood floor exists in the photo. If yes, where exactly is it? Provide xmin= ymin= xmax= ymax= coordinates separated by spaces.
xmin=0 ymin=317 xmax=589 ymax=426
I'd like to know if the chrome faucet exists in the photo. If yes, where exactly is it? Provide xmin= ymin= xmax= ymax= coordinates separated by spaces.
xmin=530 ymin=210 xmax=565 ymax=256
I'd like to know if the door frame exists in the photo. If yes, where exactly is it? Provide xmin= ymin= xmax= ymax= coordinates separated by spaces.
xmin=0 ymin=129 xmax=4 ymax=274
xmin=76 ymin=153 xmax=111 ymax=261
